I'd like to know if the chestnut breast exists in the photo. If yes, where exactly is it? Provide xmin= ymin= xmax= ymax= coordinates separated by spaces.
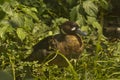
xmin=54 ymin=34 xmax=83 ymax=59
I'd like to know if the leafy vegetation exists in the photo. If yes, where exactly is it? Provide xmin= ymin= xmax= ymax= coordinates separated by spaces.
xmin=0 ymin=0 xmax=120 ymax=80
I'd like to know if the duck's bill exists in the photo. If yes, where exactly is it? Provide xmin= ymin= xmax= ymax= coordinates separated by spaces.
xmin=76 ymin=28 xmax=87 ymax=36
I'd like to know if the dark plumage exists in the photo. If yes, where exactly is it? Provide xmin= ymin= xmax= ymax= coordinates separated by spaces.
xmin=24 ymin=21 xmax=86 ymax=66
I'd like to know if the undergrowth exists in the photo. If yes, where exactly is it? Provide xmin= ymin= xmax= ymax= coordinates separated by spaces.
xmin=0 ymin=0 xmax=120 ymax=80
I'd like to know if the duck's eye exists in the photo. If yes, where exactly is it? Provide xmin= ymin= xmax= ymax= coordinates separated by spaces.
xmin=71 ymin=27 xmax=76 ymax=31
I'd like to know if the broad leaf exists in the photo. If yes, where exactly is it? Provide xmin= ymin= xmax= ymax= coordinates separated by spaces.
xmin=22 ymin=7 xmax=39 ymax=21
xmin=24 ymin=17 xmax=34 ymax=31
xmin=99 ymin=0 xmax=109 ymax=10
xmin=87 ymin=16 xmax=97 ymax=24
xmin=83 ymin=1 xmax=98 ymax=17
xmin=0 ymin=26 xmax=8 ymax=39
xmin=1 ymin=2 xmax=13 ymax=16
xmin=76 ymin=14 xmax=86 ymax=26
xmin=70 ymin=6 xmax=79 ymax=21
xmin=92 ymin=21 xmax=102 ymax=35
xmin=16 ymin=28 xmax=27 ymax=41
xmin=10 ymin=13 xmax=24 ymax=27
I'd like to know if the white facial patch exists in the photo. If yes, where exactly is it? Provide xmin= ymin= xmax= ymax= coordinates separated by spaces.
xmin=117 ymin=27 xmax=120 ymax=31
xmin=71 ymin=27 xmax=76 ymax=31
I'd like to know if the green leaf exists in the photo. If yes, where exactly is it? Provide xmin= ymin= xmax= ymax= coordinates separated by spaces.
xmin=24 ymin=16 xmax=34 ymax=31
xmin=30 ymin=7 xmax=38 ymax=13
xmin=0 ymin=26 xmax=8 ymax=39
xmin=70 ymin=6 xmax=79 ymax=21
xmin=76 ymin=14 xmax=86 ymax=26
xmin=99 ymin=0 xmax=109 ymax=10
xmin=22 ymin=7 xmax=39 ymax=21
xmin=87 ymin=16 xmax=97 ymax=24
xmin=92 ymin=21 xmax=102 ymax=35
xmin=10 ymin=13 xmax=24 ymax=27
xmin=16 ymin=28 xmax=27 ymax=41
xmin=1 ymin=2 xmax=13 ymax=16
xmin=81 ymin=25 xmax=89 ymax=32
xmin=83 ymin=1 xmax=98 ymax=17
xmin=0 ymin=21 xmax=13 ymax=40
xmin=70 ymin=5 xmax=86 ymax=25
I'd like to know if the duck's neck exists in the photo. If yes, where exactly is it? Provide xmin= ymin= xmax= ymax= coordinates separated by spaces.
xmin=61 ymin=33 xmax=80 ymax=38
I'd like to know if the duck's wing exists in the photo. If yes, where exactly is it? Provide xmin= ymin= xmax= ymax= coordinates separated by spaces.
xmin=23 ymin=36 xmax=58 ymax=62
xmin=33 ymin=36 xmax=53 ymax=51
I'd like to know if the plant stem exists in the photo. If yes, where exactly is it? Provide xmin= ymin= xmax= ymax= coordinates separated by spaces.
xmin=9 ymin=54 xmax=16 ymax=80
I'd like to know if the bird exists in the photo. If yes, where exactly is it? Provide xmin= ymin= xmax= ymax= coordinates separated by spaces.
xmin=24 ymin=21 xmax=86 ymax=67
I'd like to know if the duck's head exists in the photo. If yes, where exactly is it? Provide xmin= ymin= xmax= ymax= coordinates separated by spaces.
xmin=59 ymin=21 xmax=87 ymax=36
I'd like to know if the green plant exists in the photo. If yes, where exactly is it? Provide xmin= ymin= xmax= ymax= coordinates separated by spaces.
xmin=0 ymin=0 xmax=120 ymax=80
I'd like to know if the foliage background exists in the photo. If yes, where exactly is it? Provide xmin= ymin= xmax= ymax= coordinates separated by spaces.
xmin=0 ymin=0 xmax=120 ymax=80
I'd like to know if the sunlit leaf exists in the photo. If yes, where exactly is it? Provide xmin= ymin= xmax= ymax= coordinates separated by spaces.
xmin=87 ymin=16 xmax=97 ymax=24
xmin=10 ymin=13 xmax=24 ymax=27
xmin=24 ymin=16 xmax=34 ymax=31
xmin=81 ymin=25 xmax=89 ymax=32
xmin=22 ymin=7 xmax=39 ymax=21
xmin=30 ymin=7 xmax=38 ymax=13
xmin=92 ymin=21 xmax=102 ymax=35
xmin=83 ymin=1 xmax=98 ymax=17
xmin=16 ymin=28 xmax=27 ymax=41
xmin=1 ymin=2 xmax=13 ymax=16
xmin=0 ymin=26 xmax=8 ymax=39
xmin=76 ymin=14 xmax=86 ymax=26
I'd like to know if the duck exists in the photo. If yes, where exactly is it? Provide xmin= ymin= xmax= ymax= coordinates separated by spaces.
xmin=24 ymin=21 xmax=86 ymax=67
